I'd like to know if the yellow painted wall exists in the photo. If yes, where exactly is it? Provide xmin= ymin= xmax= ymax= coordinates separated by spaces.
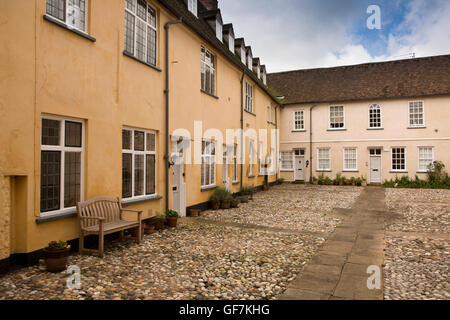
xmin=0 ymin=0 xmax=279 ymax=255
xmin=280 ymin=96 xmax=450 ymax=182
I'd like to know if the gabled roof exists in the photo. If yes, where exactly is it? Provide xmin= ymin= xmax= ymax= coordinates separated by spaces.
xmin=235 ymin=38 xmax=245 ymax=48
xmin=253 ymin=57 xmax=260 ymax=67
xmin=223 ymin=23 xmax=234 ymax=35
xmin=267 ymin=55 xmax=450 ymax=105
xmin=157 ymin=0 xmax=277 ymax=102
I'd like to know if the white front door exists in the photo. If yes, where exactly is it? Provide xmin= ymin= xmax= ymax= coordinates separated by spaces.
xmin=370 ymin=156 xmax=382 ymax=184
xmin=294 ymin=156 xmax=305 ymax=181
xmin=223 ymin=157 xmax=230 ymax=190
xmin=172 ymin=157 xmax=186 ymax=217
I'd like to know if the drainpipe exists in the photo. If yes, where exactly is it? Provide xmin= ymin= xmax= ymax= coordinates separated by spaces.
xmin=275 ymin=105 xmax=279 ymax=181
xmin=309 ymin=104 xmax=318 ymax=184
xmin=164 ymin=18 xmax=182 ymax=213
xmin=240 ymin=69 xmax=245 ymax=189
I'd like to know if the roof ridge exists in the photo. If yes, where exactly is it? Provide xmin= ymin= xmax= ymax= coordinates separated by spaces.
xmin=268 ymin=54 xmax=450 ymax=76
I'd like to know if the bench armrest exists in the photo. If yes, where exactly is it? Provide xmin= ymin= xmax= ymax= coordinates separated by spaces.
xmin=121 ymin=209 xmax=143 ymax=222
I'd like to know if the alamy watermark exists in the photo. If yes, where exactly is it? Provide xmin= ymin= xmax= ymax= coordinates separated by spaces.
xmin=66 ymin=265 xmax=81 ymax=290
xmin=367 ymin=265 xmax=381 ymax=290
xmin=367 ymin=5 xmax=381 ymax=30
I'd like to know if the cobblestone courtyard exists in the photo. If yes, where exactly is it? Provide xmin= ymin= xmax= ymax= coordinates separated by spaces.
xmin=0 ymin=184 xmax=448 ymax=300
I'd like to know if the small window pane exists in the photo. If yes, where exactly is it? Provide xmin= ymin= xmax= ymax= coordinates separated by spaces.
xmin=124 ymin=11 xmax=135 ymax=54
xmin=146 ymin=133 xmax=156 ymax=152
xmin=126 ymin=0 xmax=136 ymax=12
xmin=65 ymin=121 xmax=82 ymax=148
xmin=42 ymin=119 xmax=60 ymax=146
xmin=134 ymin=131 xmax=145 ymax=151
xmin=46 ymin=0 xmax=66 ymax=21
xmin=41 ymin=151 xmax=61 ymax=212
xmin=122 ymin=130 xmax=132 ymax=150
xmin=147 ymin=26 xmax=157 ymax=65
xmin=146 ymin=154 xmax=155 ymax=195
xmin=64 ymin=152 xmax=81 ymax=207
xmin=134 ymin=155 xmax=144 ymax=196
xmin=136 ymin=19 xmax=146 ymax=61
xmin=122 ymin=153 xmax=132 ymax=198
xmin=67 ymin=0 xmax=86 ymax=31
xmin=136 ymin=0 xmax=147 ymax=21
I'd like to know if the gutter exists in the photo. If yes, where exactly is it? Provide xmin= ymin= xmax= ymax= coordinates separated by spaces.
xmin=309 ymin=104 xmax=318 ymax=184
xmin=164 ymin=18 xmax=182 ymax=213
xmin=240 ymin=69 xmax=245 ymax=189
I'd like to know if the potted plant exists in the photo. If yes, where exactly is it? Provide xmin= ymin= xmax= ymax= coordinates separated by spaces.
xmin=154 ymin=212 xmax=166 ymax=230
xmin=239 ymin=186 xmax=253 ymax=202
xmin=361 ymin=176 xmax=368 ymax=187
xmin=166 ymin=210 xmax=179 ymax=228
xmin=231 ymin=197 xmax=240 ymax=208
xmin=221 ymin=194 xmax=233 ymax=209
xmin=325 ymin=177 xmax=332 ymax=185
xmin=341 ymin=176 xmax=347 ymax=186
xmin=43 ymin=241 xmax=71 ymax=273
xmin=312 ymin=177 xmax=318 ymax=185
xmin=144 ymin=222 xmax=156 ymax=235
xmin=350 ymin=177 xmax=356 ymax=186
xmin=356 ymin=177 xmax=362 ymax=186
xmin=277 ymin=178 xmax=285 ymax=185
xmin=209 ymin=194 xmax=220 ymax=210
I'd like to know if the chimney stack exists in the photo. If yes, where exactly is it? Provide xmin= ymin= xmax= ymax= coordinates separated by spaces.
xmin=199 ymin=0 xmax=218 ymax=10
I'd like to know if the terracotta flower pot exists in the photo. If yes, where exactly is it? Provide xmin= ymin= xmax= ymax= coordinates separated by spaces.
xmin=263 ymin=185 xmax=269 ymax=191
xmin=144 ymin=224 xmax=156 ymax=235
xmin=339 ymin=182 xmax=344 ymax=186
xmin=154 ymin=218 xmax=165 ymax=230
xmin=239 ymin=195 xmax=249 ymax=203
xmin=167 ymin=217 xmax=178 ymax=228
xmin=189 ymin=209 xmax=201 ymax=217
xmin=44 ymin=246 xmax=71 ymax=273
xmin=221 ymin=200 xmax=231 ymax=209
xmin=211 ymin=201 xmax=220 ymax=210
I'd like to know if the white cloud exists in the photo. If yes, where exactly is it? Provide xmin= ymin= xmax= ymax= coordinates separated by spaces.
xmin=218 ymin=0 xmax=450 ymax=72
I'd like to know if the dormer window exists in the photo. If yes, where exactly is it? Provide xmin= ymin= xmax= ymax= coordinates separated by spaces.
xmin=188 ymin=0 xmax=197 ymax=17
xmin=216 ymin=19 xmax=222 ymax=42
xmin=247 ymin=54 xmax=252 ymax=70
xmin=228 ymin=33 xmax=234 ymax=52
xmin=240 ymin=48 xmax=246 ymax=64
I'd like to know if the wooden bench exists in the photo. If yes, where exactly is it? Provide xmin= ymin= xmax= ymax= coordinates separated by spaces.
xmin=77 ymin=197 xmax=143 ymax=258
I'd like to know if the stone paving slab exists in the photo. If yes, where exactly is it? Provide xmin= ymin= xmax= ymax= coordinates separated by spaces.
xmin=279 ymin=187 xmax=388 ymax=300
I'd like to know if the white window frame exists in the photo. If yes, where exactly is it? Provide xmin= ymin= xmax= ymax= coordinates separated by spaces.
xmin=40 ymin=115 xmax=85 ymax=217
xmin=258 ymin=141 xmax=264 ymax=175
xmin=201 ymin=140 xmax=216 ymax=188
xmin=245 ymin=81 xmax=254 ymax=113
xmin=317 ymin=148 xmax=331 ymax=171
xmin=328 ymin=105 xmax=345 ymax=130
xmin=46 ymin=0 xmax=89 ymax=33
xmin=201 ymin=46 xmax=216 ymax=95
xmin=280 ymin=151 xmax=293 ymax=171
xmin=294 ymin=110 xmax=305 ymax=131
xmin=188 ymin=0 xmax=197 ymax=17
xmin=216 ymin=19 xmax=223 ymax=42
xmin=122 ymin=127 xmax=157 ymax=203
xmin=124 ymin=0 xmax=158 ymax=66
xmin=408 ymin=101 xmax=425 ymax=128
xmin=247 ymin=52 xmax=252 ymax=70
xmin=391 ymin=147 xmax=407 ymax=172
xmin=418 ymin=147 xmax=434 ymax=173
xmin=343 ymin=147 xmax=358 ymax=172
xmin=240 ymin=47 xmax=246 ymax=65
xmin=228 ymin=33 xmax=235 ymax=53
xmin=368 ymin=104 xmax=383 ymax=129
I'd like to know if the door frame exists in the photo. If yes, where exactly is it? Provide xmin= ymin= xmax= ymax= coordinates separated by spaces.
xmin=369 ymin=148 xmax=382 ymax=184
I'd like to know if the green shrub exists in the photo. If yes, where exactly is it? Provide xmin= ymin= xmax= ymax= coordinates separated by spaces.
xmin=383 ymin=173 xmax=450 ymax=189
xmin=47 ymin=241 xmax=68 ymax=251
xmin=213 ymin=188 xmax=233 ymax=201
xmin=166 ymin=210 xmax=179 ymax=218
xmin=240 ymin=186 xmax=255 ymax=196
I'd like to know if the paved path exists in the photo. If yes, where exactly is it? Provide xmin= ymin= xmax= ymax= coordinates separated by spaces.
xmin=279 ymin=187 xmax=389 ymax=300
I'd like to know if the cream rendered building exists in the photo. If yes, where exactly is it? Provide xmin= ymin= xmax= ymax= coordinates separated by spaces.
xmin=269 ymin=56 xmax=450 ymax=184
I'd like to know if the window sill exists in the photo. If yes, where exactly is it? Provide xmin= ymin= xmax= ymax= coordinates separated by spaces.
xmin=123 ymin=51 xmax=162 ymax=72
xmin=316 ymin=170 xmax=332 ymax=172
xmin=200 ymin=89 xmax=219 ymax=99
xmin=390 ymin=171 xmax=408 ymax=174
xmin=292 ymin=130 xmax=306 ymax=133
xmin=36 ymin=209 xmax=77 ymax=224
xmin=407 ymin=126 xmax=427 ymax=129
xmin=267 ymin=121 xmax=276 ymax=125
xmin=43 ymin=15 xmax=96 ymax=42
xmin=232 ymin=181 xmax=240 ymax=185
xmin=201 ymin=185 xmax=218 ymax=192
xmin=280 ymin=169 xmax=294 ymax=172
xmin=343 ymin=170 xmax=359 ymax=173
xmin=244 ymin=110 xmax=256 ymax=117
xmin=327 ymin=128 xmax=347 ymax=132
xmin=248 ymin=175 xmax=256 ymax=179
xmin=122 ymin=195 xmax=163 ymax=206
xmin=416 ymin=171 xmax=428 ymax=174
xmin=367 ymin=128 xmax=384 ymax=131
